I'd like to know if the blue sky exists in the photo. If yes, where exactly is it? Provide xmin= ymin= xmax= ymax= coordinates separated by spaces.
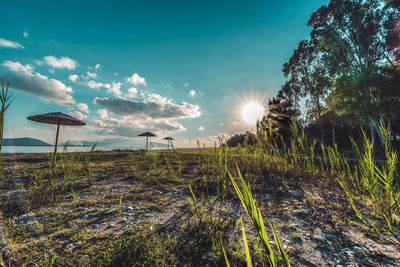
xmin=1 ymin=0 xmax=327 ymax=147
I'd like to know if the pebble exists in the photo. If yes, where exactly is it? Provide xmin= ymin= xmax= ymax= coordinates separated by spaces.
xmin=125 ymin=206 xmax=134 ymax=212
xmin=290 ymin=190 xmax=301 ymax=198
xmin=352 ymin=246 xmax=365 ymax=252
xmin=325 ymin=234 xmax=335 ymax=240
xmin=103 ymin=210 xmax=114 ymax=215
xmin=91 ymin=224 xmax=99 ymax=229
xmin=313 ymin=235 xmax=324 ymax=241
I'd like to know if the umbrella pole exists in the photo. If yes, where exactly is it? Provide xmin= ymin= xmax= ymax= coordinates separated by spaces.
xmin=146 ymin=136 xmax=148 ymax=150
xmin=53 ymin=121 xmax=61 ymax=163
xmin=167 ymin=140 xmax=169 ymax=150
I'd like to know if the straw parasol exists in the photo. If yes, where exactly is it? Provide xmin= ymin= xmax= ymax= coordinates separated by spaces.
xmin=138 ymin=132 xmax=156 ymax=150
xmin=27 ymin=112 xmax=86 ymax=160
xmin=163 ymin=137 xmax=174 ymax=150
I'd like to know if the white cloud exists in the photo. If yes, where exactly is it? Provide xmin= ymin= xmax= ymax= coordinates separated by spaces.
xmin=94 ymin=93 xmax=201 ymax=120
xmin=76 ymin=103 xmax=89 ymax=113
xmin=91 ymin=116 xmax=186 ymax=137
xmin=127 ymin=73 xmax=146 ymax=86
xmin=190 ymin=90 xmax=196 ymax=96
xmin=2 ymin=61 xmax=33 ymax=74
xmin=219 ymin=122 xmax=224 ymax=127
xmin=184 ymin=82 xmax=189 ymax=88
xmin=0 ymin=38 xmax=24 ymax=49
xmin=3 ymin=60 xmax=75 ymax=106
xmin=95 ymin=64 xmax=101 ymax=69
xmin=98 ymin=109 xmax=109 ymax=119
xmin=69 ymin=74 xmax=79 ymax=83
xmin=43 ymin=56 xmax=77 ymax=69
xmin=106 ymin=82 xmax=122 ymax=97
xmin=48 ymin=69 xmax=55 ymax=74
xmin=23 ymin=31 xmax=29 ymax=38
xmin=34 ymin=60 xmax=44 ymax=66
xmin=69 ymin=111 xmax=87 ymax=121
xmin=86 ymin=71 xmax=97 ymax=79
xmin=87 ymin=81 xmax=104 ymax=90
xmin=198 ymin=126 xmax=205 ymax=131
xmin=126 ymin=87 xmax=138 ymax=98
xmin=86 ymin=81 xmax=122 ymax=97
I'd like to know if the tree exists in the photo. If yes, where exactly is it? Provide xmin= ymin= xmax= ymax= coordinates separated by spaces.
xmin=307 ymin=0 xmax=399 ymax=123
xmin=258 ymin=90 xmax=296 ymax=136
xmin=282 ymin=40 xmax=331 ymax=122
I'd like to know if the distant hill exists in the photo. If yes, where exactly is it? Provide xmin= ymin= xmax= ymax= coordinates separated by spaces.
xmin=3 ymin=137 xmax=51 ymax=146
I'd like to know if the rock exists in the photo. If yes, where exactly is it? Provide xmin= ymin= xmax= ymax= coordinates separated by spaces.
xmin=352 ymin=246 xmax=365 ymax=252
xmin=325 ymin=234 xmax=335 ymax=240
xmin=290 ymin=190 xmax=301 ymax=198
xmin=103 ymin=209 xmax=114 ymax=215
xmin=66 ymin=243 xmax=75 ymax=251
xmin=302 ymin=207 xmax=311 ymax=214
xmin=91 ymin=224 xmax=99 ymax=229
xmin=313 ymin=235 xmax=324 ymax=241
xmin=125 ymin=207 xmax=134 ymax=213
xmin=106 ymin=224 xmax=114 ymax=229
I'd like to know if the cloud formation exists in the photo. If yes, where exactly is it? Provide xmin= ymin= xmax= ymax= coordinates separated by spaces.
xmin=2 ymin=61 xmax=33 ymax=74
xmin=87 ymin=80 xmax=104 ymax=90
xmin=69 ymin=74 xmax=79 ymax=83
xmin=92 ymin=116 xmax=185 ymax=137
xmin=76 ymin=103 xmax=89 ymax=113
xmin=43 ymin=56 xmax=77 ymax=69
xmin=85 ymin=71 xmax=97 ymax=79
xmin=190 ymin=89 xmax=196 ymax=96
xmin=2 ymin=60 xmax=75 ymax=106
xmin=94 ymin=93 xmax=201 ymax=119
xmin=126 ymin=87 xmax=138 ymax=98
xmin=87 ymin=81 xmax=121 ymax=97
xmin=0 ymin=38 xmax=24 ymax=49
xmin=127 ymin=73 xmax=146 ymax=86
xmin=69 ymin=111 xmax=87 ymax=121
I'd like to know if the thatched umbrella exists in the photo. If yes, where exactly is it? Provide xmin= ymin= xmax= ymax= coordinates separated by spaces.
xmin=163 ymin=137 xmax=174 ymax=150
xmin=138 ymin=132 xmax=156 ymax=150
xmin=27 ymin=112 xmax=86 ymax=159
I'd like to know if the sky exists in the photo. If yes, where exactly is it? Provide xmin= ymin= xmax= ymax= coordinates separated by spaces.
xmin=0 ymin=0 xmax=328 ymax=148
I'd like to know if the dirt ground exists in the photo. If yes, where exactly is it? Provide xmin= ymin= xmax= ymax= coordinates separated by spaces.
xmin=0 ymin=150 xmax=399 ymax=266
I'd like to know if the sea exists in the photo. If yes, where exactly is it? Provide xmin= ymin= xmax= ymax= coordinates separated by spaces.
xmin=1 ymin=145 xmax=142 ymax=154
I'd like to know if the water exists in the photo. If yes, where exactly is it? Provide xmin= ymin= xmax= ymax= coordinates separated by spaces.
xmin=1 ymin=145 xmax=141 ymax=154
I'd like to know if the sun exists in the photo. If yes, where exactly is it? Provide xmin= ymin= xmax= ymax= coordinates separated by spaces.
xmin=241 ymin=102 xmax=265 ymax=125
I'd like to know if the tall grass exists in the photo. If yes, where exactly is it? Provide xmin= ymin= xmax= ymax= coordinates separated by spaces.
xmin=225 ymin=166 xmax=290 ymax=267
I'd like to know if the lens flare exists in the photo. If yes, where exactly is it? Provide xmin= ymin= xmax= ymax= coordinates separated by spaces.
xmin=241 ymin=102 xmax=265 ymax=125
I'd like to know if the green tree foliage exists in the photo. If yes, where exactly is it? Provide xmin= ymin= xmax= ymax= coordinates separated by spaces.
xmin=282 ymin=0 xmax=400 ymax=130
xmin=282 ymin=40 xmax=331 ymax=121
